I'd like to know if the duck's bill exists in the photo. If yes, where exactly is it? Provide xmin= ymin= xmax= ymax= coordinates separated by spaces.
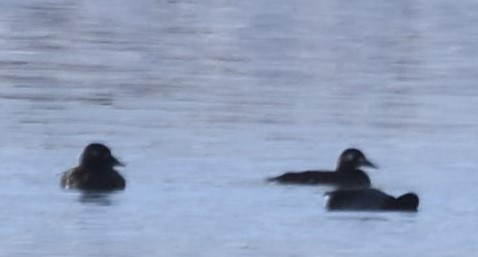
xmin=111 ymin=156 xmax=125 ymax=167
xmin=362 ymin=159 xmax=377 ymax=169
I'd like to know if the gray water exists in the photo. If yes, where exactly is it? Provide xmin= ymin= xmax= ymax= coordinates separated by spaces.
xmin=1 ymin=0 xmax=478 ymax=256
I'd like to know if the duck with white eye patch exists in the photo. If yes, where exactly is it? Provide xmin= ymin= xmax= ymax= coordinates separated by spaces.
xmin=268 ymin=148 xmax=377 ymax=189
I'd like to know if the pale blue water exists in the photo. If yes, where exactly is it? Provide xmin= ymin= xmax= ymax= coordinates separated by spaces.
xmin=1 ymin=0 xmax=478 ymax=256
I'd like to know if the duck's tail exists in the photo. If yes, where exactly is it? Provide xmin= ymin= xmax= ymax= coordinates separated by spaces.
xmin=396 ymin=192 xmax=419 ymax=211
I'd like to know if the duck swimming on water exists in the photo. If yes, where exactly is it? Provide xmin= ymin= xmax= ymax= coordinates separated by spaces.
xmin=61 ymin=143 xmax=126 ymax=191
xmin=268 ymin=148 xmax=376 ymax=189
xmin=325 ymin=188 xmax=419 ymax=212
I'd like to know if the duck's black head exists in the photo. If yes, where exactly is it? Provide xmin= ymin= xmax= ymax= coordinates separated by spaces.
xmin=79 ymin=143 xmax=124 ymax=170
xmin=394 ymin=193 xmax=419 ymax=211
xmin=337 ymin=148 xmax=377 ymax=171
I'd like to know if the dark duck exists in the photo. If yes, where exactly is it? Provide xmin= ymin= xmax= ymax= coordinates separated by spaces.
xmin=61 ymin=143 xmax=126 ymax=191
xmin=325 ymin=188 xmax=419 ymax=212
xmin=268 ymin=148 xmax=376 ymax=189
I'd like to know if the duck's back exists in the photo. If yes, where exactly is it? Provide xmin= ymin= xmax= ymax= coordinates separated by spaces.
xmin=61 ymin=168 xmax=126 ymax=191
xmin=269 ymin=170 xmax=371 ymax=188
xmin=325 ymin=189 xmax=394 ymax=210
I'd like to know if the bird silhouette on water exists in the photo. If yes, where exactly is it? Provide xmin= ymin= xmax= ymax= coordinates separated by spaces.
xmin=268 ymin=148 xmax=376 ymax=189
xmin=61 ymin=143 xmax=126 ymax=191
xmin=325 ymin=188 xmax=419 ymax=212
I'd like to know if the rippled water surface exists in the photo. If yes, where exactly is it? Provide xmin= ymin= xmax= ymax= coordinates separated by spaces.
xmin=1 ymin=0 xmax=478 ymax=256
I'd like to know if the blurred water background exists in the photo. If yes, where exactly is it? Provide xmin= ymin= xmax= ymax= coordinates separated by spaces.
xmin=1 ymin=0 xmax=478 ymax=256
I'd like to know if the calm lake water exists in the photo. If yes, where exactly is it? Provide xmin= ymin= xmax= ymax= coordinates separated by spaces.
xmin=1 ymin=0 xmax=478 ymax=256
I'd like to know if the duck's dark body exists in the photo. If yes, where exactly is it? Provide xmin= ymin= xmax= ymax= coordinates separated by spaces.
xmin=325 ymin=188 xmax=419 ymax=211
xmin=61 ymin=167 xmax=125 ymax=191
xmin=268 ymin=170 xmax=371 ymax=188
xmin=268 ymin=148 xmax=376 ymax=189
xmin=61 ymin=143 xmax=126 ymax=191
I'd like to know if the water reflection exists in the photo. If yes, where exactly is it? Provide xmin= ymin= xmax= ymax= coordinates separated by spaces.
xmin=327 ymin=212 xmax=418 ymax=222
xmin=78 ymin=191 xmax=120 ymax=206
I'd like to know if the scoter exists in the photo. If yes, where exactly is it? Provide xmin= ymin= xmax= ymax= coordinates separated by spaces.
xmin=268 ymin=148 xmax=376 ymax=189
xmin=61 ymin=143 xmax=126 ymax=191
xmin=325 ymin=188 xmax=419 ymax=211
